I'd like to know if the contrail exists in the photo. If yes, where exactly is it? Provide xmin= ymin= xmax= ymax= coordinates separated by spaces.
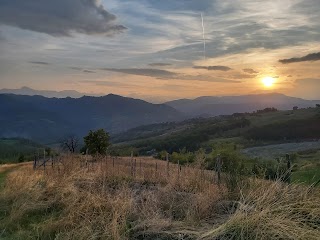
xmin=201 ymin=13 xmax=206 ymax=60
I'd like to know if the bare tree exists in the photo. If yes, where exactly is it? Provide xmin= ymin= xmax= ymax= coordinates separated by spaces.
xmin=60 ymin=135 xmax=79 ymax=153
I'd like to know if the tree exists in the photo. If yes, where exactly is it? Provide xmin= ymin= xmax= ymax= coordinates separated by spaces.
xmin=316 ymin=104 xmax=320 ymax=108
xmin=60 ymin=135 xmax=79 ymax=153
xmin=84 ymin=129 xmax=110 ymax=155
xmin=18 ymin=154 xmax=25 ymax=163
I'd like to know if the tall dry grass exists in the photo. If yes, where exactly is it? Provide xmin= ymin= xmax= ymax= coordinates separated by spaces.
xmin=201 ymin=179 xmax=320 ymax=240
xmin=0 ymin=155 xmax=223 ymax=239
xmin=1 ymin=155 xmax=320 ymax=239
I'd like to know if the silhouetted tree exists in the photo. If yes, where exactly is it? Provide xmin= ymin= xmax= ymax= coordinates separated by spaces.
xmin=84 ymin=129 xmax=110 ymax=155
xmin=60 ymin=134 xmax=79 ymax=153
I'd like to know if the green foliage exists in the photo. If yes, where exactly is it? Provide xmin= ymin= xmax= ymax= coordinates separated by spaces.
xmin=207 ymin=144 xmax=247 ymax=174
xmin=206 ymin=144 xmax=250 ymax=196
xmin=157 ymin=150 xmax=168 ymax=160
xmin=108 ymin=146 xmax=139 ymax=157
xmin=0 ymin=138 xmax=44 ymax=164
xmin=170 ymin=149 xmax=195 ymax=165
xmin=245 ymin=117 xmax=320 ymax=140
xmin=123 ymin=118 xmax=251 ymax=154
xmin=83 ymin=129 xmax=110 ymax=155
xmin=251 ymin=155 xmax=294 ymax=182
xmin=18 ymin=154 xmax=25 ymax=163
xmin=256 ymin=107 xmax=278 ymax=113
xmin=45 ymin=147 xmax=52 ymax=156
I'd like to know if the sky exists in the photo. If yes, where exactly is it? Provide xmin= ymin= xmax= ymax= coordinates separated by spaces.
xmin=0 ymin=0 xmax=319 ymax=102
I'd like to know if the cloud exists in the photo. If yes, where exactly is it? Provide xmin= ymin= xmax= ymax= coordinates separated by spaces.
xmin=279 ymin=52 xmax=320 ymax=64
xmin=80 ymin=80 xmax=135 ymax=88
xmin=243 ymin=68 xmax=258 ymax=74
xmin=101 ymin=68 xmax=176 ymax=78
xmin=193 ymin=66 xmax=232 ymax=71
xmin=83 ymin=70 xmax=96 ymax=74
xmin=70 ymin=67 xmax=83 ymax=71
xmin=230 ymin=73 xmax=256 ymax=79
xmin=148 ymin=63 xmax=172 ymax=67
xmin=29 ymin=61 xmax=50 ymax=65
xmin=101 ymin=67 xmax=240 ymax=83
xmin=0 ymin=0 xmax=126 ymax=36
xmin=0 ymin=31 xmax=5 ymax=41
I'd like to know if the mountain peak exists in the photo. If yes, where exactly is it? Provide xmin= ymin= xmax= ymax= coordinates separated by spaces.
xmin=0 ymin=87 xmax=101 ymax=98
xmin=165 ymin=93 xmax=319 ymax=117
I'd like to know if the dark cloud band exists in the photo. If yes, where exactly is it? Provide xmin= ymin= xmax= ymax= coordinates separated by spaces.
xmin=148 ymin=63 xmax=172 ymax=67
xmin=0 ymin=0 xmax=126 ymax=36
xmin=29 ymin=61 xmax=50 ymax=65
xmin=279 ymin=52 xmax=320 ymax=64
xmin=243 ymin=68 xmax=258 ymax=74
xmin=193 ymin=66 xmax=232 ymax=71
xmin=101 ymin=67 xmax=240 ymax=83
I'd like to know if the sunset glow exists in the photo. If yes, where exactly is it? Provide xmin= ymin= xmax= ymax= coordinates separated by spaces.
xmin=262 ymin=77 xmax=275 ymax=88
xmin=0 ymin=0 xmax=319 ymax=101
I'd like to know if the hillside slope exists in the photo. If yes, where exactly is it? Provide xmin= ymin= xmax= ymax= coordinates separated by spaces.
xmin=112 ymin=107 xmax=320 ymax=153
xmin=0 ymin=138 xmax=44 ymax=163
xmin=0 ymin=94 xmax=184 ymax=143
xmin=165 ymin=93 xmax=320 ymax=116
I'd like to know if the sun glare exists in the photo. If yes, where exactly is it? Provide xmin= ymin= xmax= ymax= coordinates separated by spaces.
xmin=262 ymin=77 xmax=275 ymax=88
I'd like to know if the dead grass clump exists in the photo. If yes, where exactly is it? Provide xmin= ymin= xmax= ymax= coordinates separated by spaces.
xmin=201 ymin=179 xmax=320 ymax=240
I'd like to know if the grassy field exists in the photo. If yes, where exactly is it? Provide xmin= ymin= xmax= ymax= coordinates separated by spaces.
xmin=247 ymin=107 xmax=319 ymax=127
xmin=292 ymin=149 xmax=320 ymax=185
xmin=0 ymin=156 xmax=320 ymax=239
xmin=0 ymin=138 xmax=44 ymax=164
xmin=242 ymin=143 xmax=320 ymax=185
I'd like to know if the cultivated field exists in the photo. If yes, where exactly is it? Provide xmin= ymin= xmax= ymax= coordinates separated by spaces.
xmin=242 ymin=141 xmax=320 ymax=159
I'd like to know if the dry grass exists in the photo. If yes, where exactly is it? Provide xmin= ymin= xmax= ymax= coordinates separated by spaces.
xmin=1 ymin=156 xmax=320 ymax=240
xmin=0 ymin=156 xmax=224 ymax=239
xmin=201 ymin=180 xmax=320 ymax=240
xmin=0 ymin=162 xmax=30 ymax=174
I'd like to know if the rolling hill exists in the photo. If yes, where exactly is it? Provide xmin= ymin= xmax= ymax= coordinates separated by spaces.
xmin=0 ymin=138 xmax=45 ymax=163
xmin=0 ymin=86 xmax=96 ymax=98
xmin=165 ymin=93 xmax=320 ymax=117
xmin=0 ymin=94 xmax=184 ymax=143
xmin=111 ymin=107 xmax=320 ymax=154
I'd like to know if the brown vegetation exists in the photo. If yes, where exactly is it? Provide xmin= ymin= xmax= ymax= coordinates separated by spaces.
xmin=0 ymin=156 xmax=320 ymax=239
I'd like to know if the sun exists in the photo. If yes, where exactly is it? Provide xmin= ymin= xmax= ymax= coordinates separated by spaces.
xmin=262 ymin=77 xmax=275 ymax=88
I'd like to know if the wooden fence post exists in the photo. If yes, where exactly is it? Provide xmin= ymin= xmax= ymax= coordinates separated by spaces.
xmin=177 ymin=160 xmax=180 ymax=181
xmin=286 ymin=153 xmax=291 ymax=184
xmin=166 ymin=152 xmax=170 ymax=177
xmin=140 ymin=159 xmax=142 ymax=177
xmin=130 ymin=151 xmax=134 ymax=177
xmin=85 ymin=148 xmax=89 ymax=169
xmin=216 ymin=154 xmax=222 ymax=185
xmin=33 ymin=153 xmax=37 ymax=170
xmin=43 ymin=149 xmax=46 ymax=172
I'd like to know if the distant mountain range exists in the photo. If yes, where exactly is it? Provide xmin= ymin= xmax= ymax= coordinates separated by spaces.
xmin=0 ymin=94 xmax=183 ymax=143
xmin=165 ymin=93 xmax=320 ymax=117
xmin=0 ymin=87 xmax=100 ymax=98
xmin=1 ymin=91 xmax=319 ymax=144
